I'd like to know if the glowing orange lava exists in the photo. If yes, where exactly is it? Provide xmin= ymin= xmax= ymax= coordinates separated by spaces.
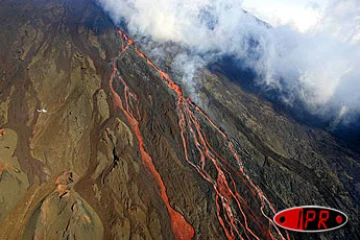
xmin=109 ymin=31 xmax=195 ymax=240
xmin=0 ymin=128 xmax=6 ymax=137
xmin=110 ymin=29 xmax=291 ymax=240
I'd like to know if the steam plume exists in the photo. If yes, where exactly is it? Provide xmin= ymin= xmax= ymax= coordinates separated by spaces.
xmin=98 ymin=0 xmax=360 ymax=127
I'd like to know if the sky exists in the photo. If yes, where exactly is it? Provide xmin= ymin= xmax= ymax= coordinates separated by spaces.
xmin=98 ymin=0 xmax=360 ymax=127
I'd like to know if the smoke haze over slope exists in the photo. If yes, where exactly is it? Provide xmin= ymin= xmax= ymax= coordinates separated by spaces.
xmin=98 ymin=0 xmax=360 ymax=128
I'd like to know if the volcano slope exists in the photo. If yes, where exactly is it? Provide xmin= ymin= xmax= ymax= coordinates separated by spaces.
xmin=0 ymin=0 xmax=359 ymax=239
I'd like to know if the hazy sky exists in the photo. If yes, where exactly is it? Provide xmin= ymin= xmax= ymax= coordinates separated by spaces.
xmin=242 ymin=0 xmax=328 ymax=32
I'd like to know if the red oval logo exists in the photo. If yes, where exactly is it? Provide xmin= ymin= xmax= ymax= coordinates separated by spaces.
xmin=273 ymin=206 xmax=348 ymax=233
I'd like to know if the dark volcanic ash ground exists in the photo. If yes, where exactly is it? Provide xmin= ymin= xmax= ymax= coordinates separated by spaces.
xmin=0 ymin=0 xmax=359 ymax=239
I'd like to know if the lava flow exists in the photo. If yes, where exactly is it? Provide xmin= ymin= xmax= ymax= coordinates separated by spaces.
xmin=110 ymin=29 xmax=291 ymax=240
xmin=109 ymin=30 xmax=195 ymax=240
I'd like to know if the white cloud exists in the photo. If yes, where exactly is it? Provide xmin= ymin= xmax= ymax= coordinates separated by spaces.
xmin=98 ymin=0 xmax=360 ymax=126
xmin=242 ymin=0 xmax=327 ymax=32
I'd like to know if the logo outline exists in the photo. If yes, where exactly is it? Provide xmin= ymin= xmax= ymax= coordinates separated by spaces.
xmin=273 ymin=205 xmax=348 ymax=233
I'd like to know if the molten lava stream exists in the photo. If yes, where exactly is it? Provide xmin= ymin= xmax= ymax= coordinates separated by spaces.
xmin=108 ymin=33 xmax=194 ymax=240
xmin=185 ymin=101 xmax=274 ymax=240
xmin=114 ymin=29 xmax=290 ymax=240
xmin=181 ymin=81 xmax=288 ymax=240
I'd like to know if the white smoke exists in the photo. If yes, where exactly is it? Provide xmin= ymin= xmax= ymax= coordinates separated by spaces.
xmin=171 ymin=53 xmax=205 ymax=103
xmin=98 ymin=0 xmax=360 ymax=126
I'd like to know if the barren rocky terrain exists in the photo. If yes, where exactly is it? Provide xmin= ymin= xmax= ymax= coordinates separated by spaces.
xmin=0 ymin=0 xmax=359 ymax=239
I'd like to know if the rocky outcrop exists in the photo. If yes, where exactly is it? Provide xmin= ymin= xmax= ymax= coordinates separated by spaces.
xmin=0 ymin=0 xmax=359 ymax=239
